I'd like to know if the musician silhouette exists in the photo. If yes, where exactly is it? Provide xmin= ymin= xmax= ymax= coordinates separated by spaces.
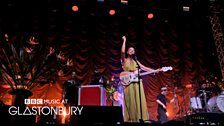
xmin=62 ymin=72 xmax=80 ymax=105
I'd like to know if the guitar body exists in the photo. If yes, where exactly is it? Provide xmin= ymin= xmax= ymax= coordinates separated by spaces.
xmin=173 ymin=87 xmax=181 ymax=119
xmin=119 ymin=66 xmax=173 ymax=86
xmin=119 ymin=71 xmax=139 ymax=86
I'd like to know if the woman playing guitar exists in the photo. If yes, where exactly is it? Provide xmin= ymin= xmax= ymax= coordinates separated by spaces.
xmin=120 ymin=35 xmax=163 ymax=122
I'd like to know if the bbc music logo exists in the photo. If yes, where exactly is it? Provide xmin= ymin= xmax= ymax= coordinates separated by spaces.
xmin=8 ymin=99 xmax=81 ymax=116
xmin=24 ymin=99 xmax=67 ymax=105
xmin=25 ymin=99 xmax=43 ymax=105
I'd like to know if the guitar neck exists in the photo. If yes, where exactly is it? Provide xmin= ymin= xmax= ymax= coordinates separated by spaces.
xmin=139 ymin=70 xmax=160 ymax=76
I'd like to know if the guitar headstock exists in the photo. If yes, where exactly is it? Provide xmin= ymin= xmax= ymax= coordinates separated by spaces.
xmin=161 ymin=66 xmax=173 ymax=72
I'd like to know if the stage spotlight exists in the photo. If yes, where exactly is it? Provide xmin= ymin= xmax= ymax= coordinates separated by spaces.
xmin=109 ymin=9 xmax=116 ymax=15
xmin=147 ymin=13 xmax=154 ymax=19
xmin=183 ymin=6 xmax=190 ymax=11
xmin=72 ymin=5 xmax=79 ymax=12
xmin=97 ymin=0 xmax=121 ymax=5
xmin=121 ymin=0 xmax=128 ymax=5
xmin=97 ymin=0 xmax=104 ymax=2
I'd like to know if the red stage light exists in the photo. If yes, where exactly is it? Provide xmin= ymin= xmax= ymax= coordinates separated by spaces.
xmin=147 ymin=13 xmax=154 ymax=19
xmin=109 ymin=9 xmax=116 ymax=15
xmin=186 ymin=84 xmax=193 ymax=89
xmin=72 ymin=5 xmax=79 ymax=12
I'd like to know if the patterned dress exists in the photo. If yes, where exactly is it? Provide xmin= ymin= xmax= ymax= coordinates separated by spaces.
xmin=122 ymin=58 xmax=149 ymax=122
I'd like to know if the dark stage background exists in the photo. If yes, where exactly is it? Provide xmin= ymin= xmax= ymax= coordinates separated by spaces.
xmin=0 ymin=0 xmax=223 ymax=121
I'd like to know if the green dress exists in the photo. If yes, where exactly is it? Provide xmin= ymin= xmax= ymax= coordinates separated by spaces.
xmin=122 ymin=58 xmax=149 ymax=122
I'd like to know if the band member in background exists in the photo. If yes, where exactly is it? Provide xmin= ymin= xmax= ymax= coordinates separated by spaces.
xmin=196 ymin=80 xmax=213 ymax=109
xmin=91 ymin=69 xmax=108 ymax=85
xmin=209 ymin=76 xmax=221 ymax=96
xmin=156 ymin=87 xmax=176 ymax=124
xmin=196 ymin=78 xmax=221 ymax=111
xmin=62 ymin=72 xmax=79 ymax=105
xmin=121 ymin=36 xmax=160 ymax=122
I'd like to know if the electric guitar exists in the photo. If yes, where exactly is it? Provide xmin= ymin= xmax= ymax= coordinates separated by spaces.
xmin=173 ymin=87 xmax=180 ymax=117
xmin=119 ymin=66 xmax=173 ymax=86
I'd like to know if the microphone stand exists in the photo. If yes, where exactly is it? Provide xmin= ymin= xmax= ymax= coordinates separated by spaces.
xmin=133 ymin=56 xmax=144 ymax=123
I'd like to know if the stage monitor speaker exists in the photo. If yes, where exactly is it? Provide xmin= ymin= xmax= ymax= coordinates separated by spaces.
xmin=70 ymin=106 xmax=123 ymax=125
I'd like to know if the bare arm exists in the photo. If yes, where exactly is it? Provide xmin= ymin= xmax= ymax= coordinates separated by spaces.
xmin=136 ymin=60 xmax=160 ymax=71
xmin=121 ymin=36 xmax=126 ymax=64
